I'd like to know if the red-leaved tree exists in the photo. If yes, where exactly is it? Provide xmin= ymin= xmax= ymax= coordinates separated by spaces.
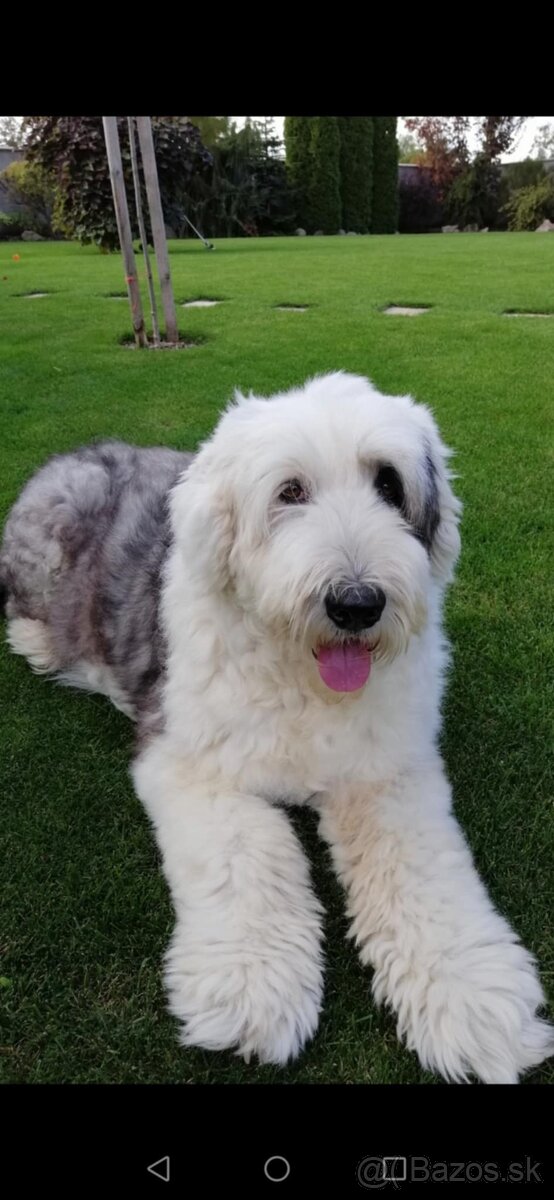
xmin=403 ymin=117 xmax=471 ymax=199
xmin=403 ymin=117 xmax=526 ymax=202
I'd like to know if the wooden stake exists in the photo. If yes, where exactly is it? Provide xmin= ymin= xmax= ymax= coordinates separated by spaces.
xmin=128 ymin=117 xmax=160 ymax=347
xmin=102 ymin=116 xmax=148 ymax=348
xmin=136 ymin=117 xmax=179 ymax=344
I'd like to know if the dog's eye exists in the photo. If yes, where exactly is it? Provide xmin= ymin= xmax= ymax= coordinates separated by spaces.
xmin=375 ymin=465 xmax=404 ymax=509
xmin=279 ymin=479 xmax=308 ymax=504
xmin=279 ymin=479 xmax=309 ymax=505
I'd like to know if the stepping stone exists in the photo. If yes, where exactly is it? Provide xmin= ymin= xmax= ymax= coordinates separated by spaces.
xmin=182 ymin=299 xmax=220 ymax=308
xmin=504 ymin=311 xmax=553 ymax=318
xmin=384 ymin=305 xmax=429 ymax=316
xmin=275 ymin=305 xmax=308 ymax=312
xmin=23 ymin=292 xmax=49 ymax=298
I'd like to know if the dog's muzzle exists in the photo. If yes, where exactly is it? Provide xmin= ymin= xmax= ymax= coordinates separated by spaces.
xmin=325 ymin=584 xmax=386 ymax=633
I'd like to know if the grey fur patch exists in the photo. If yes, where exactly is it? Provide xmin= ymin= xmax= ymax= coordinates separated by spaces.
xmin=416 ymin=450 xmax=440 ymax=550
xmin=402 ymin=445 xmax=440 ymax=552
xmin=0 ymin=440 xmax=193 ymax=733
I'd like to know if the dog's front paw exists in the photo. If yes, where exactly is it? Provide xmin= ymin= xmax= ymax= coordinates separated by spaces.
xmin=164 ymin=913 xmax=324 ymax=1065
xmin=376 ymin=940 xmax=554 ymax=1084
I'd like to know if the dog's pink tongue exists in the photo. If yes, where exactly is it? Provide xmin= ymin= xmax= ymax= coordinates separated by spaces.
xmin=316 ymin=642 xmax=371 ymax=692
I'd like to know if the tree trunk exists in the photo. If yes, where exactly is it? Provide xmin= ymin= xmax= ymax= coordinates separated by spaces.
xmin=102 ymin=117 xmax=148 ymax=348
xmin=135 ymin=117 xmax=178 ymax=344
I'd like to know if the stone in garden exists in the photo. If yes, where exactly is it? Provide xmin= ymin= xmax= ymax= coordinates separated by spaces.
xmin=295 ymin=228 xmax=306 ymax=236
xmin=21 ymin=230 xmax=45 ymax=241
xmin=384 ymin=306 xmax=429 ymax=316
xmin=535 ymin=219 xmax=554 ymax=232
xmin=442 ymin=225 xmax=459 ymax=233
xmin=182 ymin=299 xmax=220 ymax=308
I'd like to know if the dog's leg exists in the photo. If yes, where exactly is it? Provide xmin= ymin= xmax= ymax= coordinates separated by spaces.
xmin=133 ymin=739 xmax=324 ymax=1064
xmin=317 ymin=766 xmax=554 ymax=1083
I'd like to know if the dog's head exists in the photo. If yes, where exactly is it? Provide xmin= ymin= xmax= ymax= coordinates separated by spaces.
xmin=171 ymin=372 xmax=461 ymax=693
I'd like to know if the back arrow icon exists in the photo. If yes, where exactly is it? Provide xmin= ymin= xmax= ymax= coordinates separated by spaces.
xmin=147 ymin=1156 xmax=170 ymax=1182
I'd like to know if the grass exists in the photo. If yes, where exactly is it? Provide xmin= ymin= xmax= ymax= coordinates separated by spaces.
xmin=0 ymin=233 xmax=553 ymax=1085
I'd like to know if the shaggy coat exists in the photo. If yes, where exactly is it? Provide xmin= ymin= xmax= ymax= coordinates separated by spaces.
xmin=2 ymin=372 xmax=552 ymax=1083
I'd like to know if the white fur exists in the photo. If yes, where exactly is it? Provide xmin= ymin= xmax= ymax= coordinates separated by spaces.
xmin=134 ymin=743 xmax=324 ymax=1063
xmin=8 ymin=616 xmax=58 ymax=672
xmin=317 ymin=773 xmax=553 ymax=1083
xmin=132 ymin=372 xmax=553 ymax=1079
xmin=22 ymin=370 xmax=552 ymax=1081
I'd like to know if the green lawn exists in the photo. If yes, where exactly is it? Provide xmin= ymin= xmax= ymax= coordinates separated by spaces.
xmin=1 ymin=233 xmax=553 ymax=1085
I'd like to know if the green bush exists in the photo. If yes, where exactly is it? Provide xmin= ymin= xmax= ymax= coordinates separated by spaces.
xmin=0 ymin=160 xmax=54 ymax=235
xmin=183 ymin=121 xmax=296 ymax=238
xmin=310 ymin=117 xmax=341 ymax=234
xmin=339 ymin=117 xmax=373 ymax=232
xmin=503 ymin=178 xmax=554 ymax=231
xmin=445 ymin=153 xmax=502 ymax=229
xmin=372 ymin=117 xmax=399 ymax=233
xmin=0 ymin=212 xmax=29 ymax=240
xmin=495 ymin=159 xmax=551 ymax=231
xmin=502 ymin=158 xmax=549 ymax=193
xmin=23 ymin=116 xmax=211 ymax=251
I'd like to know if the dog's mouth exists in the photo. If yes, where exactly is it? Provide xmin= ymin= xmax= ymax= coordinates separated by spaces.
xmin=312 ymin=640 xmax=373 ymax=693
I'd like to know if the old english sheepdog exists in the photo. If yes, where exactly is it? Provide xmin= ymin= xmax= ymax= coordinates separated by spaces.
xmin=2 ymin=371 xmax=552 ymax=1083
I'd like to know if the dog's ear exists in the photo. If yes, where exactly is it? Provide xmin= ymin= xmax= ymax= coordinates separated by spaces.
xmin=425 ymin=443 xmax=462 ymax=583
xmin=421 ymin=434 xmax=462 ymax=584
xmin=169 ymin=445 xmax=236 ymax=591
xmin=409 ymin=404 xmax=462 ymax=584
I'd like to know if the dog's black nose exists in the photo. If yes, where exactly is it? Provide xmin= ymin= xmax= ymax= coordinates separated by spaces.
xmin=325 ymin=585 xmax=386 ymax=632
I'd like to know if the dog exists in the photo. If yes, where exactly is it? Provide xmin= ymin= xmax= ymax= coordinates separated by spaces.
xmin=2 ymin=371 xmax=552 ymax=1083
